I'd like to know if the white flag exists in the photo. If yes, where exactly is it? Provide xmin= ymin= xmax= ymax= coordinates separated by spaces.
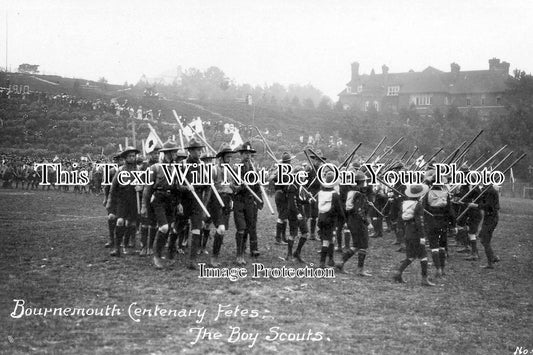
xmin=224 ymin=123 xmax=231 ymax=134
xmin=510 ymin=167 xmax=515 ymax=184
xmin=190 ymin=117 xmax=204 ymax=134
xmin=145 ymin=130 xmax=159 ymax=153
xmin=230 ymin=129 xmax=244 ymax=150
xmin=415 ymin=155 xmax=426 ymax=168
xmin=182 ymin=125 xmax=194 ymax=140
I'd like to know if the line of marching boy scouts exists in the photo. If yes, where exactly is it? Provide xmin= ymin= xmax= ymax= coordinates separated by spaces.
xmin=103 ymin=142 xmax=500 ymax=285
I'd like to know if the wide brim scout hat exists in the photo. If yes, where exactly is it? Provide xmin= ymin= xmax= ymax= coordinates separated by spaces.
xmin=112 ymin=152 xmax=122 ymax=161
xmin=185 ymin=138 xmax=205 ymax=150
xmin=216 ymin=143 xmax=234 ymax=158
xmin=120 ymin=146 xmax=140 ymax=157
xmin=281 ymin=151 xmax=296 ymax=163
xmin=200 ymin=151 xmax=216 ymax=161
xmin=405 ymin=184 xmax=429 ymax=198
xmin=237 ymin=141 xmax=256 ymax=154
xmin=159 ymin=140 xmax=180 ymax=152
xmin=151 ymin=141 xmax=163 ymax=152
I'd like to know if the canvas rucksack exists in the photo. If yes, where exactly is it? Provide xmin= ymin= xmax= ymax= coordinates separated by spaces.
xmin=401 ymin=200 xmax=418 ymax=221
xmin=427 ymin=189 xmax=448 ymax=208
xmin=318 ymin=190 xmax=333 ymax=213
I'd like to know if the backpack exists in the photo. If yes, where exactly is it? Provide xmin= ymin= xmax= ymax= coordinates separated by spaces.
xmin=401 ymin=200 xmax=418 ymax=221
xmin=427 ymin=189 xmax=448 ymax=208
xmin=318 ymin=190 xmax=333 ymax=213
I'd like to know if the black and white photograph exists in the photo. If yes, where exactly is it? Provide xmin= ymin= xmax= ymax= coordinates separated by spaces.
xmin=1 ymin=1 xmax=532 ymax=354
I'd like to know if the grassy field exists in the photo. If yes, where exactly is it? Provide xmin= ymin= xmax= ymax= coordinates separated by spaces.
xmin=1 ymin=189 xmax=532 ymax=354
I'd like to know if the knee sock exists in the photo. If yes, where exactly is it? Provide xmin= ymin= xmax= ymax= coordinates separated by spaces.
xmin=431 ymin=250 xmax=441 ymax=269
xmin=421 ymin=259 xmax=429 ymax=277
xmin=140 ymin=225 xmax=148 ymax=248
xmin=202 ymin=229 xmax=210 ymax=249
xmin=127 ymin=225 xmax=136 ymax=247
xmin=114 ymin=226 xmax=125 ymax=250
xmin=287 ymin=238 xmax=294 ymax=256
xmin=189 ymin=234 xmax=201 ymax=261
xmin=439 ymin=249 xmax=446 ymax=269
xmin=281 ymin=222 xmax=287 ymax=241
xmin=213 ymin=233 xmax=223 ymax=256
xmin=235 ymin=232 xmax=244 ymax=257
xmin=108 ymin=219 xmax=116 ymax=243
xmin=320 ymin=246 xmax=328 ymax=264
xmin=294 ymin=237 xmax=307 ymax=255
xmin=327 ymin=244 xmax=335 ymax=261
xmin=357 ymin=250 xmax=366 ymax=268
xmin=275 ymin=222 xmax=283 ymax=241
xmin=168 ymin=232 xmax=178 ymax=256
xmin=470 ymin=239 xmax=478 ymax=255
xmin=310 ymin=219 xmax=316 ymax=235
xmin=148 ymin=227 xmax=156 ymax=249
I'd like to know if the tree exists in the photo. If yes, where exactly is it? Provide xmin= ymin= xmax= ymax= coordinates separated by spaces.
xmin=98 ymin=77 xmax=108 ymax=84
xmin=18 ymin=63 xmax=40 ymax=74
xmin=303 ymin=98 xmax=315 ymax=109
xmin=318 ymin=96 xmax=332 ymax=111
xmin=291 ymin=96 xmax=300 ymax=107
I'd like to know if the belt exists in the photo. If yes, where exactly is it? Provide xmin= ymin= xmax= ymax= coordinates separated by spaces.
xmin=155 ymin=188 xmax=173 ymax=194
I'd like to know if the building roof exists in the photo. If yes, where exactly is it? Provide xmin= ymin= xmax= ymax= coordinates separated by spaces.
xmin=339 ymin=65 xmax=511 ymax=96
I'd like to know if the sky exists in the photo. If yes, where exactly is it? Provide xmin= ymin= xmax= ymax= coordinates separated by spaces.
xmin=2 ymin=0 xmax=532 ymax=99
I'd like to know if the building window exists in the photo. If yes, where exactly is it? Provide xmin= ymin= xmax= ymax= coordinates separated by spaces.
xmin=466 ymin=98 xmax=471 ymax=106
xmin=412 ymin=95 xmax=432 ymax=106
xmin=387 ymin=86 xmax=400 ymax=96
xmin=445 ymin=96 xmax=449 ymax=105
xmin=496 ymin=96 xmax=502 ymax=105
xmin=481 ymin=96 xmax=486 ymax=106
xmin=373 ymin=101 xmax=380 ymax=111
xmin=346 ymin=86 xmax=352 ymax=94
xmin=364 ymin=101 xmax=370 ymax=111
xmin=357 ymin=85 xmax=363 ymax=93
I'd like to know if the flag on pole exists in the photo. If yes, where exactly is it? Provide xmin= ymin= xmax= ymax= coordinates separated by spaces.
xmin=145 ymin=130 xmax=159 ymax=153
xmin=190 ymin=117 xmax=204 ymax=134
xmin=415 ymin=155 xmax=426 ymax=168
xmin=147 ymin=123 xmax=164 ymax=146
xmin=182 ymin=125 xmax=194 ymax=140
xmin=229 ymin=129 xmax=244 ymax=150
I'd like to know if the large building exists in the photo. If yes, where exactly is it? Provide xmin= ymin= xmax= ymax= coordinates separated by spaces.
xmin=338 ymin=58 xmax=511 ymax=117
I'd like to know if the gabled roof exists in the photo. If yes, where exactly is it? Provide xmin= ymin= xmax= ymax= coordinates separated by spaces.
xmin=444 ymin=70 xmax=509 ymax=94
xmin=339 ymin=65 xmax=510 ymax=96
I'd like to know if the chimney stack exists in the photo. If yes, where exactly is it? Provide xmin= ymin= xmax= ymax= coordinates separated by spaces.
xmin=450 ymin=62 xmax=460 ymax=74
xmin=351 ymin=62 xmax=359 ymax=82
xmin=489 ymin=58 xmax=510 ymax=75
xmin=500 ymin=61 xmax=510 ymax=75
xmin=489 ymin=57 xmax=501 ymax=71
